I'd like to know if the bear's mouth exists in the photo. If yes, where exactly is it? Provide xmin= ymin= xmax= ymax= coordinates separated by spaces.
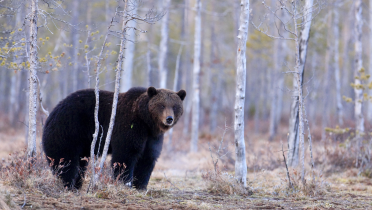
xmin=160 ymin=123 xmax=172 ymax=131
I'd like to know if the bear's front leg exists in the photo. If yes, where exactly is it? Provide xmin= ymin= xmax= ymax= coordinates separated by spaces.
xmin=111 ymin=132 xmax=148 ymax=186
xmin=133 ymin=135 xmax=163 ymax=190
xmin=111 ymin=152 xmax=139 ymax=185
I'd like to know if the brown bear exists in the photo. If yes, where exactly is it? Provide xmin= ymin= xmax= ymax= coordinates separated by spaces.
xmin=42 ymin=87 xmax=186 ymax=190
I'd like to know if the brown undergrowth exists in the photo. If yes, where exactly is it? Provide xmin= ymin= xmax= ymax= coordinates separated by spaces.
xmin=1 ymin=125 xmax=372 ymax=209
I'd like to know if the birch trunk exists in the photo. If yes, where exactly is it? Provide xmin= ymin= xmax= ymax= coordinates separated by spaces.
xmin=342 ymin=8 xmax=353 ymax=120
xmin=27 ymin=0 xmax=39 ymax=159
xmin=147 ymin=38 xmax=152 ymax=87
xmin=269 ymin=6 xmax=286 ymax=141
xmin=354 ymin=0 xmax=364 ymax=134
xmin=71 ymin=0 xmax=79 ymax=92
xmin=98 ymin=2 xmax=129 ymax=175
xmin=322 ymin=15 xmax=332 ymax=140
xmin=269 ymin=39 xmax=279 ymax=141
xmin=167 ymin=46 xmax=183 ymax=151
xmin=274 ymin=39 xmax=287 ymax=136
xmin=90 ymin=19 xmax=113 ymax=188
xmin=287 ymin=95 xmax=300 ymax=167
xmin=182 ymin=0 xmax=192 ymax=136
xmin=333 ymin=8 xmax=343 ymax=126
xmin=296 ymin=0 xmax=313 ymax=183
xmin=287 ymin=0 xmax=313 ymax=169
xmin=158 ymin=0 xmax=171 ymax=88
xmin=121 ymin=6 xmax=137 ymax=92
xmin=234 ymin=0 xmax=249 ymax=187
xmin=9 ymin=7 xmax=24 ymax=126
xmin=368 ymin=0 xmax=372 ymax=122
xmin=209 ymin=23 xmax=221 ymax=134
xmin=9 ymin=72 xmax=19 ymax=126
xmin=190 ymin=0 xmax=201 ymax=152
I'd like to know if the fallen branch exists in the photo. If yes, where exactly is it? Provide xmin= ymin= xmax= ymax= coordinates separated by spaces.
xmin=163 ymin=172 xmax=182 ymax=192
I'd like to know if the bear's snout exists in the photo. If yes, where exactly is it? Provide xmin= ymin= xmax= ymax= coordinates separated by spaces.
xmin=166 ymin=116 xmax=174 ymax=125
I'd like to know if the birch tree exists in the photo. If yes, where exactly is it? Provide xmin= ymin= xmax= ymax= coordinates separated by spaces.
xmin=167 ymin=45 xmax=183 ymax=151
xmin=190 ymin=0 xmax=201 ymax=152
xmin=354 ymin=0 xmax=364 ymax=135
xmin=234 ymin=0 xmax=249 ymax=187
xmin=70 ymin=0 xmax=79 ymax=92
xmin=98 ymin=1 xmax=131 ymax=176
xmin=120 ymin=5 xmax=137 ymax=92
xmin=367 ymin=0 xmax=372 ymax=124
xmin=321 ymin=15 xmax=332 ymax=140
xmin=287 ymin=0 xmax=314 ymax=168
xmin=252 ymin=0 xmax=323 ymax=183
xmin=209 ymin=22 xmax=220 ymax=134
xmin=146 ymin=36 xmax=152 ymax=87
xmin=96 ymin=0 xmax=163 ymax=179
xmin=27 ymin=0 xmax=39 ymax=159
xmin=9 ymin=7 xmax=24 ymax=126
xmin=269 ymin=4 xmax=286 ymax=141
xmin=90 ymin=14 xmax=116 ymax=189
xmin=369 ymin=0 xmax=372 ymax=123
xmin=158 ymin=0 xmax=171 ymax=89
xmin=333 ymin=6 xmax=343 ymax=126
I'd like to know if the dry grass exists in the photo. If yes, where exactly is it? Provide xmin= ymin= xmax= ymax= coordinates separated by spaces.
xmin=0 ymin=124 xmax=372 ymax=209
xmin=202 ymin=170 xmax=253 ymax=196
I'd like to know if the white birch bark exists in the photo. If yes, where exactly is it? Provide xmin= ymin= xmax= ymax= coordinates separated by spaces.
xmin=182 ymin=0 xmax=192 ymax=136
xmin=158 ymin=0 xmax=171 ymax=89
xmin=9 ymin=72 xmax=19 ymax=126
xmin=27 ymin=0 xmax=39 ymax=159
xmin=368 ymin=0 xmax=372 ymax=122
xmin=234 ymin=0 xmax=249 ymax=187
xmin=333 ymin=8 xmax=343 ymax=126
xmin=269 ymin=5 xmax=286 ymax=141
xmin=71 ymin=0 xmax=79 ymax=92
xmin=354 ymin=0 xmax=364 ymax=135
xmin=190 ymin=0 xmax=201 ymax=152
xmin=209 ymin=23 xmax=221 ymax=134
xmin=9 ymin=8 xmax=24 ymax=126
xmin=274 ymin=38 xmax=287 ymax=137
xmin=98 ymin=2 xmax=129 ymax=175
xmin=287 ymin=0 xmax=313 ymax=169
xmin=322 ymin=15 xmax=332 ymax=140
xmin=90 ymin=20 xmax=113 ymax=188
xmin=269 ymin=37 xmax=279 ymax=141
xmin=120 ymin=6 xmax=137 ymax=92
xmin=146 ymin=37 xmax=152 ymax=87
xmin=167 ymin=45 xmax=183 ymax=151
xmin=296 ymin=0 xmax=313 ymax=183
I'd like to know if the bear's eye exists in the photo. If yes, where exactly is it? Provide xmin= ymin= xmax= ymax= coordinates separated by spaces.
xmin=160 ymin=105 xmax=165 ymax=109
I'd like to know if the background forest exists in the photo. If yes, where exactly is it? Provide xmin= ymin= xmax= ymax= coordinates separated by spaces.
xmin=0 ymin=0 xmax=365 ymax=142
xmin=0 ymin=0 xmax=372 ymax=209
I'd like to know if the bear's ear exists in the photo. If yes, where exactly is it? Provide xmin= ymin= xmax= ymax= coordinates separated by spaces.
xmin=147 ymin=87 xmax=158 ymax=98
xmin=177 ymin=90 xmax=186 ymax=101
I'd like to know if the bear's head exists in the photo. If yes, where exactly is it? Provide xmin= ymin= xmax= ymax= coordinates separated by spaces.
xmin=147 ymin=87 xmax=186 ymax=132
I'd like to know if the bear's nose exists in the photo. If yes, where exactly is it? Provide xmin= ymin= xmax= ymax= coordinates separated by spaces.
xmin=166 ymin=116 xmax=173 ymax=124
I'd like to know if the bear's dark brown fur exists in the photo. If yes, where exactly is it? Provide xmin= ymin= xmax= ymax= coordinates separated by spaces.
xmin=42 ymin=87 xmax=186 ymax=190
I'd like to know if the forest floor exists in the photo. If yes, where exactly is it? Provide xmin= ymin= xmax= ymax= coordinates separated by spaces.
xmin=1 ymin=126 xmax=372 ymax=210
